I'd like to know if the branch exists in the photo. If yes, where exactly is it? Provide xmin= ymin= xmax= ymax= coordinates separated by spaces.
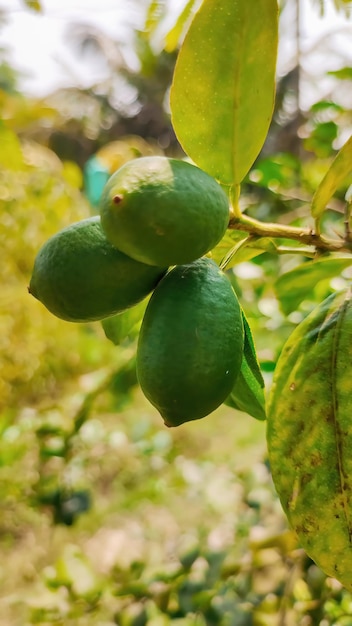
xmin=229 ymin=213 xmax=352 ymax=254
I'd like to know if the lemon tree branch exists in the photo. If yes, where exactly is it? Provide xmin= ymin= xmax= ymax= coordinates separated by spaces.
xmin=229 ymin=213 xmax=352 ymax=254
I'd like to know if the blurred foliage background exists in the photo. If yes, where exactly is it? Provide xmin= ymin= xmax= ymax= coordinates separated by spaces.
xmin=2 ymin=0 xmax=352 ymax=624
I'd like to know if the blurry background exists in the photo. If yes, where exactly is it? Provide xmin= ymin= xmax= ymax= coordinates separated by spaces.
xmin=1 ymin=1 xmax=352 ymax=625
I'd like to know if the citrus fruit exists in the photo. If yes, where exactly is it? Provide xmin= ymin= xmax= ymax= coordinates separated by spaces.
xmin=99 ymin=156 xmax=230 ymax=267
xmin=267 ymin=288 xmax=352 ymax=591
xmin=136 ymin=257 xmax=244 ymax=426
xmin=29 ymin=216 xmax=167 ymax=323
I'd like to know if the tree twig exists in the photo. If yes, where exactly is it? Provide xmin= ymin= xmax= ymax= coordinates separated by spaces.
xmin=229 ymin=213 xmax=352 ymax=254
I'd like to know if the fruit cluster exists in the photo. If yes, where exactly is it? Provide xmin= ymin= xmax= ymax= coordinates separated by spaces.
xmin=29 ymin=156 xmax=244 ymax=426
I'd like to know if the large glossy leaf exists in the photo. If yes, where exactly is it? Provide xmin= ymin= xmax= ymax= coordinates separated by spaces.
xmin=311 ymin=134 xmax=352 ymax=218
xmin=170 ymin=0 xmax=278 ymax=185
xmin=275 ymin=255 xmax=352 ymax=315
xmin=267 ymin=289 xmax=352 ymax=590
xmin=225 ymin=310 xmax=266 ymax=421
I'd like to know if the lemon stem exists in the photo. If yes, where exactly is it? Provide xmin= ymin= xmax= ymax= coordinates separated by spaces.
xmin=229 ymin=184 xmax=242 ymax=219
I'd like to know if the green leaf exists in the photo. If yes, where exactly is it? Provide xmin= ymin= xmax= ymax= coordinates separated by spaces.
xmin=23 ymin=0 xmax=42 ymax=11
xmin=164 ymin=0 xmax=198 ymax=52
xmin=210 ymin=230 xmax=246 ymax=265
xmin=101 ymin=299 xmax=148 ymax=346
xmin=267 ymin=289 xmax=352 ymax=590
xmin=144 ymin=0 xmax=167 ymax=35
xmin=304 ymin=121 xmax=338 ymax=158
xmin=310 ymin=100 xmax=344 ymax=114
xmin=211 ymin=228 xmax=276 ymax=268
xmin=311 ymin=134 xmax=352 ymax=218
xmin=327 ymin=67 xmax=352 ymax=81
xmin=225 ymin=309 xmax=266 ymax=421
xmin=170 ymin=0 xmax=278 ymax=184
xmin=274 ymin=256 xmax=352 ymax=316
xmin=220 ymin=237 xmax=277 ymax=271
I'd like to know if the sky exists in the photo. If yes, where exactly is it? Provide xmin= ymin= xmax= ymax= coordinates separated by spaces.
xmin=0 ymin=0 xmax=351 ymax=109
xmin=0 ymin=1 xmax=144 ymax=94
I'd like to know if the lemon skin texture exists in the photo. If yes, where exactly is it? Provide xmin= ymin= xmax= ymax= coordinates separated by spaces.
xmin=136 ymin=258 xmax=244 ymax=426
xmin=99 ymin=156 xmax=230 ymax=267
xmin=29 ymin=216 xmax=167 ymax=323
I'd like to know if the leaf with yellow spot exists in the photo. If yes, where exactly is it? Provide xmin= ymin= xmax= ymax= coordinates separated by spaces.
xmin=267 ymin=288 xmax=352 ymax=590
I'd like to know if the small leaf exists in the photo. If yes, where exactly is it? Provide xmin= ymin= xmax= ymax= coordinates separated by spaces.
xmin=328 ymin=67 xmax=352 ymax=81
xmin=23 ymin=0 xmax=42 ymax=11
xmin=144 ymin=0 xmax=167 ymax=35
xmin=310 ymin=100 xmax=344 ymax=114
xmin=211 ymin=230 xmax=276 ymax=267
xmin=311 ymin=134 xmax=352 ymax=218
xmin=304 ymin=121 xmax=338 ymax=158
xmin=170 ymin=0 xmax=278 ymax=184
xmin=225 ymin=309 xmax=266 ymax=421
xmin=101 ymin=299 xmax=148 ymax=346
xmin=164 ymin=0 xmax=198 ymax=52
xmin=220 ymin=237 xmax=277 ymax=271
xmin=210 ymin=231 xmax=246 ymax=265
xmin=275 ymin=256 xmax=352 ymax=316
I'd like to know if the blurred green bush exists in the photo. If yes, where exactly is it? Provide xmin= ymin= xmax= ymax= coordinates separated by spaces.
xmin=0 ymin=123 xmax=118 ymax=413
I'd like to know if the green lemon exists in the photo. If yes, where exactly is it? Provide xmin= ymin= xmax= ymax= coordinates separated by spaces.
xmin=99 ymin=156 xmax=230 ymax=267
xmin=136 ymin=257 xmax=244 ymax=426
xmin=29 ymin=216 xmax=167 ymax=323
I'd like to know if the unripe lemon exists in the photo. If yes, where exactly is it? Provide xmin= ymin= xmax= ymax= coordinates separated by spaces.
xmin=99 ymin=156 xmax=230 ymax=267
xmin=136 ymin=257 xmax=244 ymax=426
xmin=29 ymin=216 xmax=167 ymax=322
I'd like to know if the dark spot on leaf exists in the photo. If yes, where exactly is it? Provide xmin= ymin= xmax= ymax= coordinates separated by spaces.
xmin=310 ymin=452 xmax=322 ymax=467
xmin=301 ymin=473 xmax=313 ymax=487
